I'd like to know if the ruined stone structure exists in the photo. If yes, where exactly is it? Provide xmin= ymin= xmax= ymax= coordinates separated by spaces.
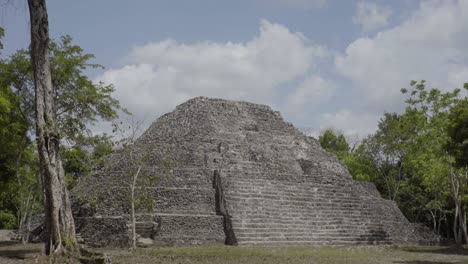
xmin=73 ymin=97 xmax=437 ymax=247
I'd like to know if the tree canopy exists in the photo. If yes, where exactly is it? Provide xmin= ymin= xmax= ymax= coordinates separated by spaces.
xmin=0 ymin=30 xmax=126 ymax=237
xmin=319 ymin=80 xmax=468 ymax=243
xmin=0 ymin=35 xmax=127 ymax=144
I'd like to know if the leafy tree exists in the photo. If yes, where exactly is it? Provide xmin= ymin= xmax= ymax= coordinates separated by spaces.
xmin=361 ymin=80 xmax=465 ymax=242
xmin=20 ymin=2 xmax=122 ymax=261
xmin=0 ymin=27 xmax=37 ymax=237
xmin=447 ymin=89 xmax=468 ymax=169
xmin=0 ymin=35 xmax=126 ymax=145
xmin=319 ymin=129 xmax=349 ymax=158
xmin=401 ymin=80 xmax=466 ymax=244
xmin=319 ymin=129 xmax=377 ymax=182
xmin=341 ymin=141 xmax=377 ymax=182
xmin=445 ymin=92 xmax=468 ymax=244
xmin=28 ymin=0 xmax=78 ymax=257
xmin=0 ymin=211 xmax=16 ymax=229
xmin=0 ymin=25 xmax=125 ymax=247
xmin=62 ymin=134 xmax=114 ymax=188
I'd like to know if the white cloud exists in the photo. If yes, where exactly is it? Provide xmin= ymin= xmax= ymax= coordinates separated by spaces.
xmin=97 ymin=20 xmax=329 ymax=126
xmin=98 ymin=1 xmax=468 ymax=140
xmin=285 ymin=75 xmax=335 ymax=114
xmin=337 ymin=0 xmax=468 ymax=114
xmin=319 ymin=110 xmax=380 ymax=139
xmin=353 ymin=1 xmax=392 ymax=33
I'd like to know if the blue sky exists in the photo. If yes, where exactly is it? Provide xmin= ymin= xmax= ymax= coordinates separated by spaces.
xmin=2 ymin=0 xmax=468 ymax=139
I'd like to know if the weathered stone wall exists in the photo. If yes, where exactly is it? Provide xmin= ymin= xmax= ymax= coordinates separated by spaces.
xmin=73 ymin=97 xmax=438 ymax=247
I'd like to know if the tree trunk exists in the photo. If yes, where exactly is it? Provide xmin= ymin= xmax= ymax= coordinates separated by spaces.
xmin=24 ymin=187 xmax=38 ymax=243
xmin=28 ymin=0 xmax=77 ymax=256
xmin=20 ymin=192 xmax=32 ymax=244
xmin=15 ymin=135 xmax=27 ymax=241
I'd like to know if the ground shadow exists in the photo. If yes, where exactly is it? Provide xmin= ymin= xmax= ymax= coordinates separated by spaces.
xmin=358 ymin=229 xmax=391 ymax=244
xmin=0 ymin=240 xmax=41 ymax=260
xmin=403 ymin=246 xmax=468 ymax=256
xmin=0 ymin=241 xmax=17 ymax=246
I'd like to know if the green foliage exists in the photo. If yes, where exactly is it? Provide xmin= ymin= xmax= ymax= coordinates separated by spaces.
xmin=357 ymin=80 xmax=467 ymax=238
xmin=446 ymin=97 xmax=468 ymax=168
xmin=0 ymin=34 xmax=126 ymax=188
xmin=0 ymin=32 xmax=125 ymax=233
xmin=319 ymin=129 xmax=350 ymax=158
xmin=0 ymin=211 xmax=16 ymax=229
xmin=0 ymin=35 xmax=128 ymax=144
xmin=0 ymin=80 xmax=32 ymax=218
xmin=318 ymin=129 xmax=375 ymax=182
xmin=62 ymin=134 xmax=115 ymax=188
xmin=341 ymin=142 xmax=377 ymax=182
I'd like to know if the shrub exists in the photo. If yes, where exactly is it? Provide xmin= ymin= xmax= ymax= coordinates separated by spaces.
xmin=0 ymin=211 xmax=17 ymax=229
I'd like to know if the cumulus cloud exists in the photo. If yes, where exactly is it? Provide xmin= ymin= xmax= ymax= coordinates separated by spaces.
xmin=337 ymin=0 xmax=468 ymax=114
xmin=353 ymin=1 xmax=392 ymax=33
xmin=319 ymin=110 xmax=380 ymax=139
xmin=97 ymin=20 xmax=329 ymax=126
xmin=98 ymin=1 xmax=468 ymax=140
xmin=284 ymin=75 xmax=336 ymax=115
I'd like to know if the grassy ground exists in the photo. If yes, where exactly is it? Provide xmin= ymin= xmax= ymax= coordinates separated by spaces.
xmin=106 ymin=245 xmax=468 ymax=264
xmin=1 ymin=241 xmax=467 ymax=264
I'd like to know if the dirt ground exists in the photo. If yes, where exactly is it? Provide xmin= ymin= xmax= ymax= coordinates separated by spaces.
xmin=1 ymin=230 xmax=467 ymax=264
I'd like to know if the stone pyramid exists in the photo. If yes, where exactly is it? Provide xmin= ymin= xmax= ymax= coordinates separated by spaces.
xmin=73 ymin=97 xmax=437 ymax=247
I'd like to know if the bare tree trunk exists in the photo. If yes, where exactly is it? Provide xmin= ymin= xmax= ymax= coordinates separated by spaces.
xmin=15 ymin=135 xmax=27 ymax=240
xmin=429 ymin=210 xmax=437 ymax=233
xmin=458 ymin=207 xmax=468 ymax=244
xmin=24 ymin=187 xmax=38 ymax=243
xmin=461 ymin=170 xmax=468 ymax=243
xmin=28 ymin=0 xmax=77 ymax=256
xmin=449 ymin=163 xmax=462 ymax=245
xmin=437 ymin=209 xmax=443 ymax=235
xmin=454 ymin=204 xmax=460 ymax=244
xmin=20 ymin=192 xmax=32 ymax=244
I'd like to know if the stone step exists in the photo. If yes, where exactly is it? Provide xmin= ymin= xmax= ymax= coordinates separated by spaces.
xmin=225 ymin=197 xmax=367 ymax=206
xmin=229 ymin=213 xmax=370 ymax=219
xmin=154 ymin=168 xmax=214 ymax=188
xmin=226 ymin=201 xmax=372 ymax=211
xmin=225 ymin=188 xmax=358 ymax=196
xmin=230 ymin=219 xmax=389 ymax=227
xmin=130 ymin=213 xmax=225 ymax=239
xmin=149 ymin=187 xmax=217 ymax=213
xmin=225 ymin=186 xmax=355 ymax=194
xmin=231 ymin=218 xmax=384 ymax=224
xmin=233 ymin=229 xmax=385 ymax=235
xmin=227 ymin=205 xmax=370 ymax=213
xmin=152 ymin=236 xmax=225 ymax=246
xmin=236 ymin=239 xmax=392 ymax=245
xmin=224 ymin=184 xmax=355 ymax=195
xmin=223 ymin=176 xmax=349 ymax=185
xmin=234 ymin=225 xmax=385 ymax=231
xmin=234 ymin=233 xmax=390 ymax=241
xmin=221 ymin=174 xmax=398 ymax=245
xmin=155 ymin=210 xmax=217 ymax=215
xmin=226 ymin=195 xmax=369 ymax=204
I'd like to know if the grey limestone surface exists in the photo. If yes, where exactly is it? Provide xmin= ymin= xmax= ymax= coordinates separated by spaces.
xmin=73 ymin=97 xmax=438 ymax=247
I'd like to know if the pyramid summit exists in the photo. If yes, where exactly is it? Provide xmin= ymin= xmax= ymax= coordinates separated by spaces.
xmin=73 ymin=97 xmax=437 ymax=247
